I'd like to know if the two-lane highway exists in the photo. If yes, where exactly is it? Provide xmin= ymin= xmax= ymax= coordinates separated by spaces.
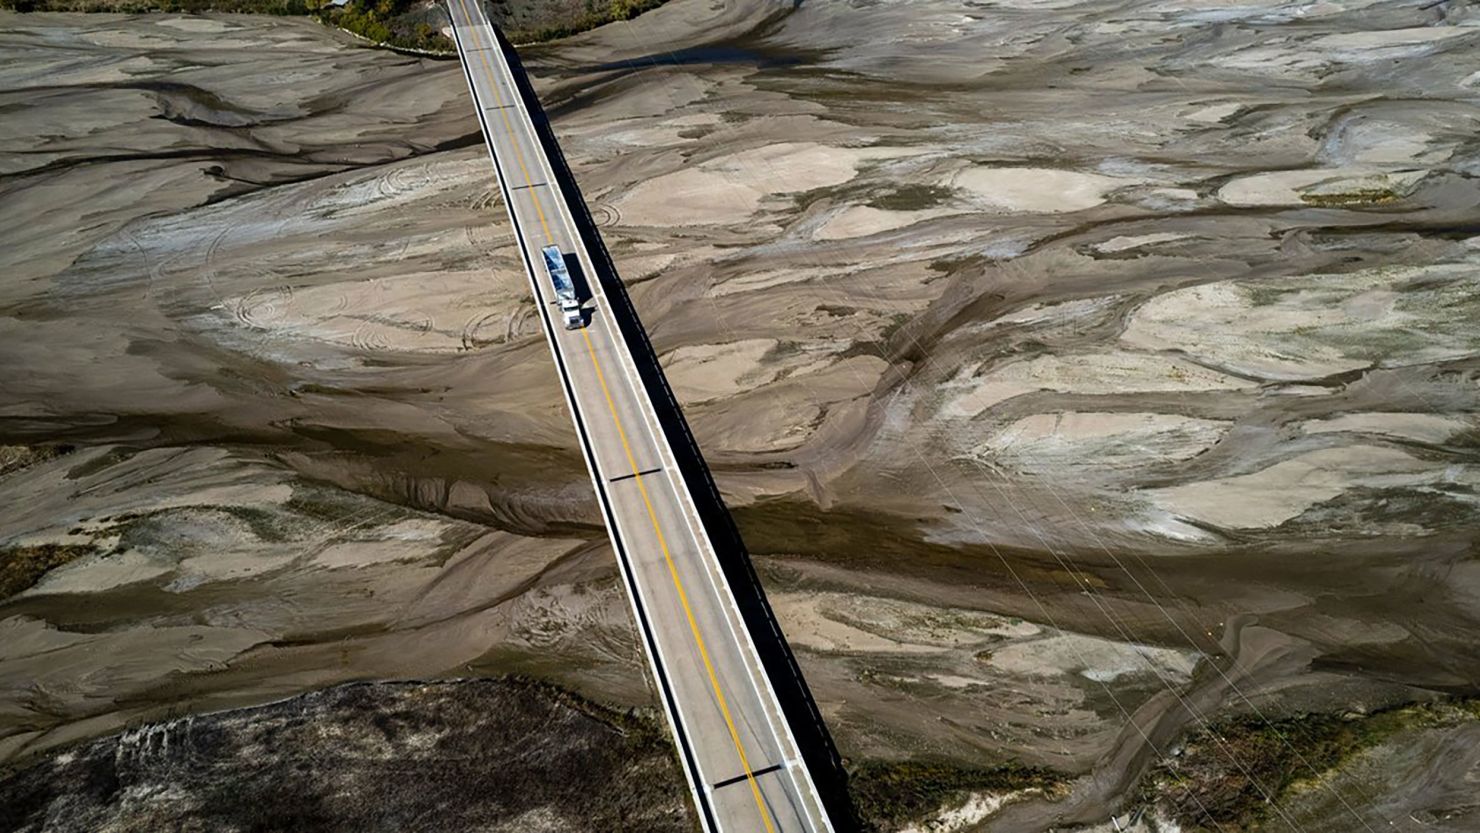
xmin=445 ymin=3 xmax=835 ymax=831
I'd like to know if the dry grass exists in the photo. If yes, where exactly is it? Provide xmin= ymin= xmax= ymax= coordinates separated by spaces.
xmin=1145 ymin=699 xmax=1480 ymax=831
xmin=0 ymin=543 xmax=95 ymax=600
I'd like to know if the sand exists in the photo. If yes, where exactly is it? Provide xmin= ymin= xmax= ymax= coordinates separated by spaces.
xmin=1091 ymin=232 xmax=1195 ymax=254
xmin=942 ymin=352 xmax=1255 ymax=419
xmin=612 ymin=142 xmax=904 ymax=226
xmin=949 ymin=166 xmax=1127 ymax=214
xmin=5 ymin=3 xmax=1480 ymax=830
xmin=1121 ymin=264 xmax=1480 ymax=381
xmin=1217 ymin=167 xmax=1427 ymax=207
xmin=659 ymin=338 xmax=781 ymax=402
xmin=978 ymin=412 xmax=1231 ymax=476
xmin=812 ymin=205 xmax=963 ymax=241
xmin=1300 ymin=412 xmax=1471 ymax=445
xmin=1147 ymin=445 xmax=1455 ymax=529
xmin=986 ymin=633 xmax=1199 ymax=684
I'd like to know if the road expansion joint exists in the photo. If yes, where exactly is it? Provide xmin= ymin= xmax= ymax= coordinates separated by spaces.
xmin=712 ymin=763 xmax=785 ymax=791
xmin=609 ymin=467 xmax=664 ymax=484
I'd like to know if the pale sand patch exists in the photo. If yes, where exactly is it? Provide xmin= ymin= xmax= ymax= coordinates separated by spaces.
xmin=27 ymin=549 xmax=174 ymax=596
xmin=155 ymin=16 xmax=237 ymax=33
xmin=710 ymin=265 xmax=839 ymax=297
xmin=821 ymin=593 xmax=1038 ymax=647
xmin=170 ymin=548 xmax=300 ymax=591
xmin=616 ymin=252 xmax=678 ymax=282
xmin=612 ymin=168 xmax=757 ymax=227
xmin=901 ymin=790 xmax=1042 ymax=833
xmin=812 ymin=205 xmax=962 ymax=241
xmin=0 ymin=618 xmax=271 ymax=702
xmin=1325 ymin=119 xmax=1442 ymax=166
xmin=1147 ymin=445 xmax=1465 ymax=529
xmin=771 ymin=592 xmax=942 ymax=654
xmin=985 ymin=632 xmax=1199 ymax=682
xmin=314 ymin=519 xmax=449 ymax=569
xmin=927 ymin=674 xmax=985 ymax=689
xmin=1216 ymin=167 xmax=1426 ymax=207
xmin=692 ymin=395 xmax=827 ymax=455
xmin=942 ymin=351 xmax=1254 ymax=419
xmin=598 ymin=113 xmax=721 ymax=147
xmin=1129 ymin=509 xmax=1221 ymax=545
xmin=1092 ymin=232 xmax=1193 ymax=253
xmin=1316 ymin=27 xmax=1477 ymax=53
xmin=1203 ymin=23 xmax=1469 ymax=74
xmin=614 ymin=142 xmax=906 ymax=226
xmin=949 ymin=166 xmax=1126 ymax=213
xmin=1301 ymin=412 xmax=1471 ymax=444
xmin=0 ymin=446 xmax=290 ymax=552
xmin=1135 ymin=187 xmax=1201 ymax=210
xmin=1121 ymin=264 xmax=1480 ymax=381
xmin=773 ymin=591 xmax=1038 ymax=654
xmin=660 ymin=338 xmax=779 ymax=403
xmin=1184 ymin=101 xmax=1243 ymax=124
xmin=974 ymin=296 xmax=1122 ymax=331
xmin=313 ymin=156 xmax=484 ymax=218
xmin=315 ymin=540 xmax=430 ymax=569
xmin=978 ymin=412 xmax=1230 ymax=474
xmin=0 ymin=617 xmax=91 ymax=663
xmin=221 ymin=269 xmax=524 ymax=354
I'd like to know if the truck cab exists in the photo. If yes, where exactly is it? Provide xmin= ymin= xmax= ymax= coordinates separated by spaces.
xmin=540 ymin=245 xmax=584 ymax=330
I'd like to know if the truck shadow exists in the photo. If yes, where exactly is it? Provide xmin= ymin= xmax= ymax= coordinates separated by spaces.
xmin=493 ymin=27 xmax=860 ymax=833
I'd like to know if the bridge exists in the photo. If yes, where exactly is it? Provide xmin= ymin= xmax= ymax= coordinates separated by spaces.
xmin=445 ymin=2 xmax=841 ymax=831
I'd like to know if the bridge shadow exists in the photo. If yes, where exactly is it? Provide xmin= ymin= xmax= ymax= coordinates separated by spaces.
xmin=491 ymin=27 xmax=860 ymax=832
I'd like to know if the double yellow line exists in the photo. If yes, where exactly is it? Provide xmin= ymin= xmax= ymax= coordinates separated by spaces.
xmin=452 ymin=4 xmax=779 ymax=830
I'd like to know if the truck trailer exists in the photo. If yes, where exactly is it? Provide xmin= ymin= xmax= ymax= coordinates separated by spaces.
xmin=541 ymin=245 xmax=583 ymax=330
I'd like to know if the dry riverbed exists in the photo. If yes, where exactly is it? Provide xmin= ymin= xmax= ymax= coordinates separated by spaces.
xmin=2 ymin=1 xmax=1479 ymax=831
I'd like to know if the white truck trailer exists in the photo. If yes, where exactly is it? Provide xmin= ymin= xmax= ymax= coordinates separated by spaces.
xmin=541 ymin=245 xmax=583 ymax=330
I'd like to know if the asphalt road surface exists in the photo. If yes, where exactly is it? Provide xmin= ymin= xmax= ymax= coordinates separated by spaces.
xmin=446 ymin=3 xmax=836 ymax=831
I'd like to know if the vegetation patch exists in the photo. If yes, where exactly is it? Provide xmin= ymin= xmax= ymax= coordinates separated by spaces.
xmin=107 ymin=504 xmax=295 ymax=547
xmin=2 ymin=0 xmax=312 ymax=13
xmin=790 ymin=180 xmax=875 ymax=213
xmin=0 ymin=0 xmax=674 ymax=52
xmin=64 ymin=446 xmax=139 ymax=480
xmin=0 ymin=444 xmax=73 ymax=479
xmin=924 ymin=254 xmax=983 ymax=284
xmin=1144 ymin=699 xmax=1480 ymax=831
xmin=323 ymin=0 xmax=452 ymax=52
xmin=0 ymin=677 xmax=692 ymax=833
xmin=502 ymin=0 xmax=668 ymax=44
xmin=0 ymin=543 xmax=97 ymax=599
xmin=867 ymin=184 xmax=954 ymax=212
xmin=848 ymin=757 xmax=1062 ymax=832
xmin=1299 ymin=188 xmax=1401 ymax=208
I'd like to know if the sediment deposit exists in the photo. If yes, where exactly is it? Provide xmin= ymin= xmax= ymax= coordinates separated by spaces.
xmin=3 ymin=2 xmax=1479 ymax=830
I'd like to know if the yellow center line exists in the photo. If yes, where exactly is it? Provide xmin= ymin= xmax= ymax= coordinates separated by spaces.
xmin=579 ymin=327 xmax=778 ymax=833
xmin=460 ymin=0 xmax=553 ymax=240
xmin=453 ymin=3 xmax=780 ymax=830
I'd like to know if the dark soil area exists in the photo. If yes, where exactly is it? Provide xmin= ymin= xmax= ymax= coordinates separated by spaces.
xmin=0 ymin=0 xmax=670 ymax=50
xmin=848 ymin=758 xmax=1063 ymax=832
xmin=0 ymin=678 xmax=693 ymax=833
xmin=0 ymin=542 xmax=96 ymax=600
xmin=1144 ymin=699 xmax=1480 ymax=831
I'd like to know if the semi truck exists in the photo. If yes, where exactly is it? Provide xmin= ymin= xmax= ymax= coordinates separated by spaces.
xmin=541 ymin=245 xmax=584 ymax=330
